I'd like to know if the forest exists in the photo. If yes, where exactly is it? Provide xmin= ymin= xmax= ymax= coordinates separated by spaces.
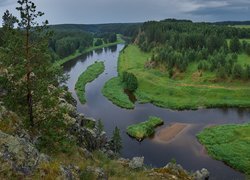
xmin=136 ymin=19 xmax=250 ymax=80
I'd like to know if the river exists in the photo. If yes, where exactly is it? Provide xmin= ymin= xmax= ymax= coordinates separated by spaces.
xmin=63 ymin=44 xmax=250 ymax=179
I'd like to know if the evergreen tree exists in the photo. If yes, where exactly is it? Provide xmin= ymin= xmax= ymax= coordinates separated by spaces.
xmin=230 ymin=37 xmax=241 ymax=53
xmin=96 ymin=119 xmax=104 ymax=136
xmin=122 ymin=71 xmax=138 ymax=92
xmin=232 ymin=64 xmax=243 ymax=79
xmin=110 ymin=127 xmax=122 ymax=154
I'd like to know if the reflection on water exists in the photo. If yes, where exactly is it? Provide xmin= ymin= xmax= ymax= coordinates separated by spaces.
xmin=124 ymin=89 xmax=137 ymax=103
xmin=63 ymin=44 xmax=249 ymax=179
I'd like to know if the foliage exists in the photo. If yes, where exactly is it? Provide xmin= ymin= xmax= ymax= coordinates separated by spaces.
xmin=122 ymin=71 xmax=138 ymax=92
xmin=102 ymin=77 xmax=134 ymax=109
xmin=96 ymin=119 xmax=104 ymax=136
xmin=49 ymin=31 xmax=93 ymax=60
xmin=136 ymin=19 xmax=250 ymax=80
xmin=75 ymin=62 xmax=105 ymax=104
xmin=110 ymin=127 xmax=122 ymax=154
xmin=126 ymin=116 xmax=164 ymax=140
xmin=53 ymin=34 xmax=125 ymax=67
xmin=230 ymin=37 xmax=241 ymax=53
xmin=94 ymin=39 xmax=103 ymax=46
xmin=0 ymin=1 xmax=73 ymax=154
xmin=197 ymin=124 xmax=250 ymax=175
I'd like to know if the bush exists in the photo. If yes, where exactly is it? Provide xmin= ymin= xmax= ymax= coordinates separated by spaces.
xmin=122 ymin=71 xmax=138 ymax=92
xmin=94 ymin=39 xmax=103 ymax=46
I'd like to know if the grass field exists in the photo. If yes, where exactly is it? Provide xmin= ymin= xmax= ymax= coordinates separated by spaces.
xmin=106 ymin=45 xmax=250 ymax=110
xmin=127 ymin=116 xmax=164 ymax=141
xmin=197 ymin=124 xmax=250 ymax=175
xmin=75 ymin=62 xmax=105 ymax=104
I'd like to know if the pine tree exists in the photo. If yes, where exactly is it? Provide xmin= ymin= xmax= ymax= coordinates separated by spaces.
xmin=96 ymin=119 xmax=104 ymax=136
xmin=111 ymin=127 xmax=122 ymax=154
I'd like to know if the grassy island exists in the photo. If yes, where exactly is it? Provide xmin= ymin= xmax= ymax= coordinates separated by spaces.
xmin=197 ymin=124 xmax=250 ymax=175
xmin=75 ymin=62 xmax=105 ymax=104
xmin=127 ymin=116 xmax=164 ymax=141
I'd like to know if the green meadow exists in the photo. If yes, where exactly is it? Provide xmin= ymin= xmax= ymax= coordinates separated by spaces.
xmin=103 ymin=45 xmax=250 ymax=110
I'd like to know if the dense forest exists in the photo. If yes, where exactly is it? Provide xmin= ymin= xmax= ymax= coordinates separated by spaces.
xmin=47 ymin=23 xmax=140 ymax=61
xmin=136 ymin=19 xmax=250 ymax=80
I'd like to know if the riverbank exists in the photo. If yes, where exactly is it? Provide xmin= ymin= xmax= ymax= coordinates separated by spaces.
xmin=197 ymin=123 xmax=250 ymax=175
xmin=53 ymin=34 xmax=125 ymax=67
xmin=75 ymin=62 xmax=105 ymax=104
xmin=104 ymin=44 xmax=250 ymax=110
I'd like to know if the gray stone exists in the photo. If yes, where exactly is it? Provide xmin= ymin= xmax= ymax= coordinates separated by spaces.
xmin=194 ymin=168 xmax=210 ymax=180
xmin=0 ymin=130 xmax=47 ymax=175
xmin=129 ymin=157 xmax=144 ymax=169
xmin=86 ymin=166 xmax=107 ymax=180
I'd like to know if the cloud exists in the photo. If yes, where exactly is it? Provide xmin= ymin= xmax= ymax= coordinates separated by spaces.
xmin=0 ymin=0 xmax=250 ymax=24
xmin=187 ymin=0 xmax=250 ymax=21
xmin=0 ymin=0 xmax=16 ymax=7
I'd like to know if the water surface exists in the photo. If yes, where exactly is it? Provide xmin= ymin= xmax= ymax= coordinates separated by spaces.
xmin=63 ymin=44 xmax=250 ymax=179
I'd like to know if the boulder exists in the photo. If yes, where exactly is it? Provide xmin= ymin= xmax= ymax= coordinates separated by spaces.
xmin=129 ymin=157 xmax=144 ymax=169
xmin=0 ymin=131 xmax=48 ymax=175
xmin=194 ymin=168 xmax=210 ymax=180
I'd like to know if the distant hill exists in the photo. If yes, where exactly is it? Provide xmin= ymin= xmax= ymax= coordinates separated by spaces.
xmin=49 ymin=23 xmax=141 ymax=36
xmin=214 ymin=21 xmax=250 ymax=26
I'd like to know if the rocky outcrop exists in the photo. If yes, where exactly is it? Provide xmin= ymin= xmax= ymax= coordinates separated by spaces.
xmin=0 ymin=131 xmax=49 ymax=175
xmin=86 ymin=166 xmax=108 ymax=180
xmin=194 ymin=168 xmax=210 ymax=180
xmin=129 ymin=157 xmax=145 ymax=169
xmin=70 ymin=116 xmax=108 ymax=151
xmin=149 ymin=162 xmax=209 ymax=180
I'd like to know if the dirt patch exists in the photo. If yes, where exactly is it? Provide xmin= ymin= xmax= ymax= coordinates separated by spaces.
xmin=153 ymin=123 xmax=189 ymax=143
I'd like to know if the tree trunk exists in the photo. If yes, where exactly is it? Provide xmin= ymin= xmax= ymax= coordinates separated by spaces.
xmin=27 ymin=72 xmax=34 ymax=126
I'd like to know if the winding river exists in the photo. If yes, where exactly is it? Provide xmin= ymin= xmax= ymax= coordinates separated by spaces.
xmin=63 ymin=44 xmax=250 ymax=179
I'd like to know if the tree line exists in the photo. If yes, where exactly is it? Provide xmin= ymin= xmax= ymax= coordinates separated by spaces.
xmin=136 ymin=19 xmax=250 ymax=80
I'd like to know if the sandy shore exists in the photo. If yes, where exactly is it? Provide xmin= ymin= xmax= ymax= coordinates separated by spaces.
xmin=153 ymin=123 xmax=190 ymax=143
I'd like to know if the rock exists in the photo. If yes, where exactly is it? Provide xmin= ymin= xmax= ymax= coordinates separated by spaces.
xmin=194 ymin=168 xmax=210 ymax=180
xmin=60 ymin=102 xmax=77 ymax=118
xmin=81 ymin=148 xmax=93 ymax=159
xmin=86 ymin=166 xmax=107 ymax=180
xmin=129 ymin=157 xmax=144 ymax=169
xmin=105 ymin=150 xmax=115 ymax=158
xmin=61 ymin=165 xmax=80 ymax=180
xmin=0 ymin=131 xmax=48 ymax=175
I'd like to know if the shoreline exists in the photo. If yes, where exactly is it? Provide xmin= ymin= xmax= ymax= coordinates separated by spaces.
xmin=54 ymin=36 xmax=125 ymax=67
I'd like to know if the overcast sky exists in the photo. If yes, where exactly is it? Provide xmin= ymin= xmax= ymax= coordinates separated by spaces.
xmin=0 ymin=0 xmax=250 ymax=25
